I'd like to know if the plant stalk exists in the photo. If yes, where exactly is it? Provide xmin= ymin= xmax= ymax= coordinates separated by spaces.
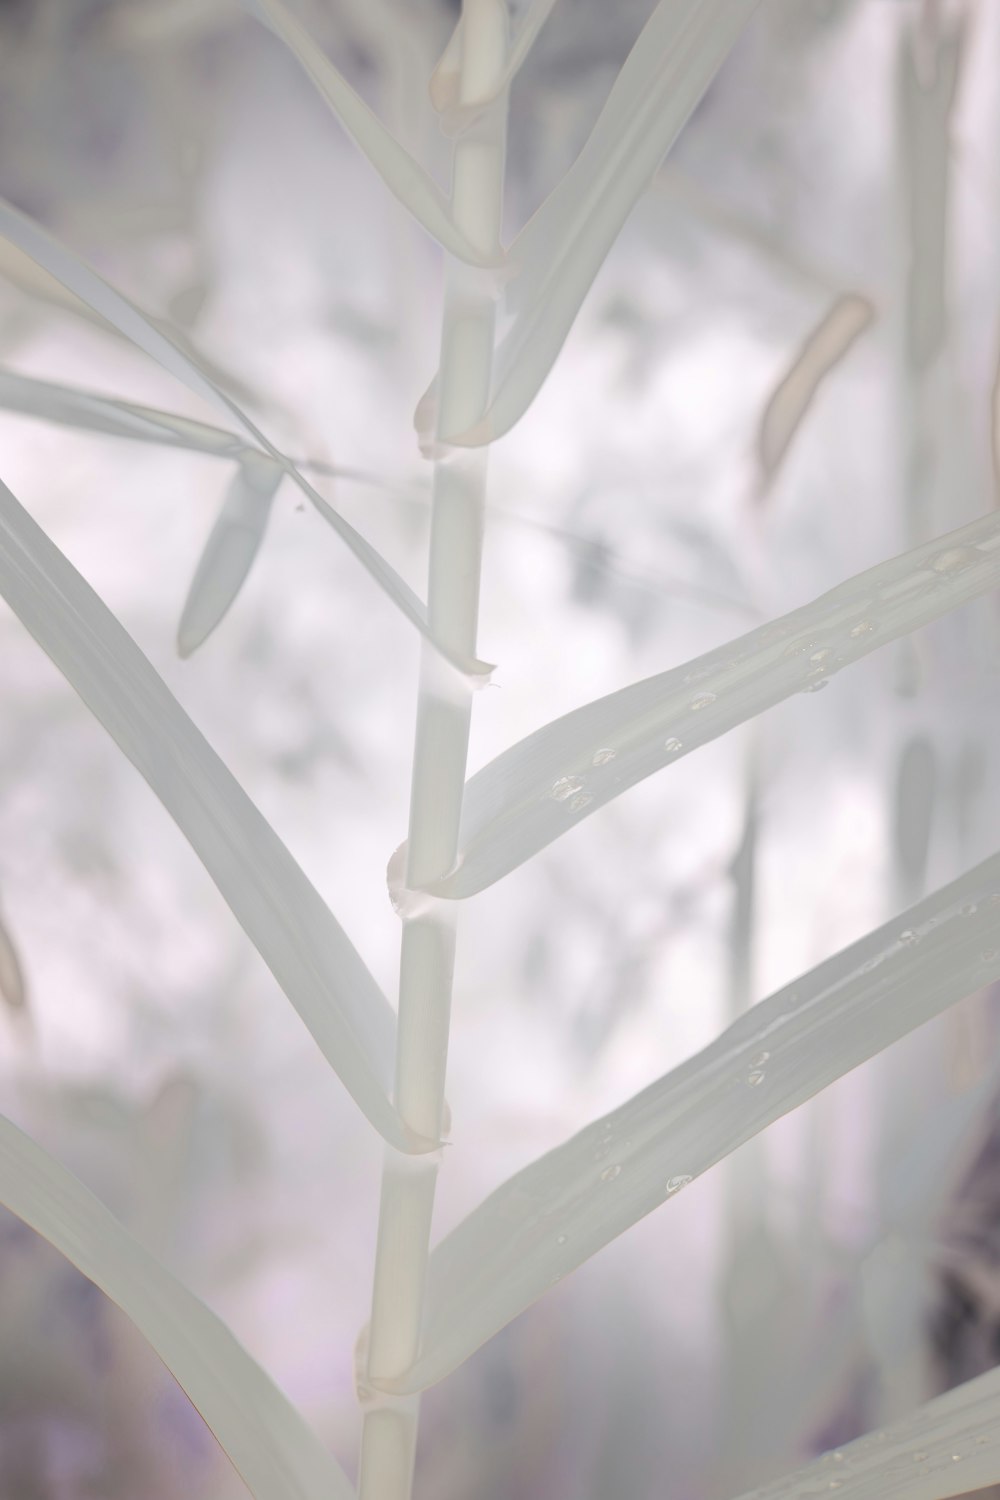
xmin=358 ymin=5 xmax=509 ymax=1497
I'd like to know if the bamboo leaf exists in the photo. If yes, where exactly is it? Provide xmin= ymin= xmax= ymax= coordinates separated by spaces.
xmin=730 ymin=1362 xmax=1000 ymax=1499
xmin=177 ymin=453 xmax=283 ymax=657
xmin=0 ymin=366 xmax=247 ymax=456
xmin=382 ymin=852 xmax=1000 ymax=1393
xmin=0 ymin=196 xmax=490 ymax=677
xmin=757 ymin=293 xmax=875 ymax=486
xmin=430 ymin=0 xmax=558 ymax=132
xmin=414 ymin=511 xmax=1000 ymax=899
xmin=0 ymin=1112 xmax=355 ymax=1500
xmin=0 ymin=475 xmax=431 ymax=1154
xmin=243 ymin=0 xmax=503 ymax=269
xmin=441 ymin=0 xmax=760 ymax=445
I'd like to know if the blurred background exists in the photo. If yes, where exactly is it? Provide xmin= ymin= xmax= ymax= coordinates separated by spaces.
xmin=1 ymin=0 xmax=1000 ymax=1495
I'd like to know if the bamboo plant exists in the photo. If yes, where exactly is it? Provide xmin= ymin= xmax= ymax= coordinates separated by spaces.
xmin=3 ymin=1 xmax=1000 ymax=1497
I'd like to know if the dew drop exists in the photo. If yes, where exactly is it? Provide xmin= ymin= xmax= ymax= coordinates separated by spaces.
xmin=557 ymin=1233 xmax=568 ymax=1245
xmin=898 ymin=929 xmax=917 ymax=945
xmin=747 ymin=1070 xmax=766 ymax=1088
xmin=600 ymin=1164 xmax=621 ymax=1182
xmin=751 ymin=1051 xmax=771 ymax=1068
xmin=665 ymin=1174 xmax=693 ymax=1196
xmin=810 ymin=648 xmax=833 ymax=665
xmin=550 ymin=776 xmax=584 ymax=802
xmin=802 ymin=677 xmax=829 ymax=693
xmin=570 ymin=793 xmax=593 ymax=812
xmin=981 ymin=948 xmax=999 ymax=963
xmin=849 ymin=619 xmax=875 ymax=638
xmin=689 ymin=692 xmax=717 ymax=711
xmin=664 ymin=737 xmax=683 ymax=754
xmin=592 ymin=747 xmax=617 ymax=766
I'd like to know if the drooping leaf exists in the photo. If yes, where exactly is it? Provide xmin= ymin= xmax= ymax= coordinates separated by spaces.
xmin=0 ymin=475 xmax=429 ymax=1153
xmin=0 ymin=196 xmax=490 ymax=676
xmin=177 ymin=452 xmax=283 ymax=657
xmin=430 ymin=0 xmax=559 ymax=132
xmin=381 ymin=852 xmax=1000 ymax=1393
xmin=414 ymin=511 xmax=1000 ymax=899
xmin=243 ymin=0 xmax=503 ymax=268
xmin=0 ymin=1112 xmax=355 ymax=1500
xmin=0 ymin=366 xmax=246 ymax=457
xmin=440 ymin=0 xmax=761 ymax=445
xmin=730 ymin=1361 xmax=1000 ymax=1499
xmin=757 ymin=293 xmax=874 ymax=486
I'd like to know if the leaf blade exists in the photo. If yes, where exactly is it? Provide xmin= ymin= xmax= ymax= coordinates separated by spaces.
xmin=0 ymin=1112 xmax=355 ymax=1500
xmin=177 ymin=453 xmax=283 ymax=657
xmin=430 ymin=0 xmax=559 ymax=132
xmin=0 ymin=474 xmax=425 ymax=1153
xmin=421 ymin=511 xmax=1000 ymax=898
xmin=387 ymin=852 xmax=1000 ymax=1392
xmin=0 ymin=196 xmax=490 ymax=676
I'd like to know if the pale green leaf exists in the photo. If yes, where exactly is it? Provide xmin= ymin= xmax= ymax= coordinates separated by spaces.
xmin=244 ymin=0 xmax=503 ymax=268
xmin=416 ymin=511 xmax=1000 ymax=899
xmin=0 ymin=1112 xmax=355 ymax=1500
xmin=0 ymin=907 xmax=26 ymax=1014
xmin=0 ymin=197 xmax=490 ymax=677
xmin=177 ymin=452 xmax=284 ymax=657
xmin=0 ymin=475 xmax=430 ymax=1153
xmin=731 ymin=1362 xmax=1000 ymax=1499
xmin=382 ymin=852 xmax=1000 ymax=1393
xmin=442 ymin=0 xmax=761 ymax=445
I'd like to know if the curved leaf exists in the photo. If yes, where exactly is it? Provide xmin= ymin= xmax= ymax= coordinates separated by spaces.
xmin=0 ymin=196 xmax=490 ymax=677
xmin=244 ymin=0 xmax=503 ymax=269
xmin=0 ymin=1112 xmax=355 ymax=1500
xmin=732 ymin=1362 xmax=1000 ymax=1499
xmin=0 ymin=475 xmax=430 ymax=1153
xmin=383 ymin=852 xmax=1000 ymax=1393
xmin=415 ymin=511 xmax=1000 ymax=899
xmin=442 ymin=0 xmax=760 ymax=445
xmin=0 ymin=907 xmax=26 ymax=1014
xmin=178 ymin=453 xmax=283 ymax=657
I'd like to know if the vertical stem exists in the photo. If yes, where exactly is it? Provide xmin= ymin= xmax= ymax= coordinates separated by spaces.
xmin=358 ymin=6 xmax=509 ymax=1498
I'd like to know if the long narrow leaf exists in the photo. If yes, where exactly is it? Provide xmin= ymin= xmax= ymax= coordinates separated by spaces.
xmin=243 ymin=0 xmax=502 ymax=268
xmin=731 ymin=1362 xmax=1000 ymax=1499
xmin=177 ymin=453 xmax=283 ymax=657
xmin=417 ymin=510 xmax=1000 ymax=899
xmin=430 ymin=0 xmax=559 ymax=132
xmin=382 ymin=852 xmax=1000 ymax=1392
xmin=0 ymin=366 xmax=247 ymax=456
xmin=0 ymin=1113 xmax=354 ymax=1500
xmin=0 ymin=475 xmax=429 ymax=1153
xmin=441 ymin=0 xmax=760 ymax=444
xmin=0 ymin=197 xmax=489 ymax=676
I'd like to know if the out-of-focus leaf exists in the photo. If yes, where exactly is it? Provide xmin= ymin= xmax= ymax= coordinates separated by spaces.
xmin=757 ymin=293 xmax=874 ymax=485
xmin=243 ymin=0 xmax=503 ymax=268
xmin=730 ymin=1362 xmax=1000 ymax=1499
xmin=0 ymin=367 xmax=246 ymax=456
xmin=440 ymin=0 xmax=760 ymax=445
xmin=381 ymin=853 xmax=1000 ymax=1393
xmin=0 ymin=196 xmax=490 ymax=676
xmin=430 ymin=0 xmax=558 ymax=132
xmin=0 ymin=1112 xmax=355 ymax=1500
xmin=894 ymin=735 xmax=937 ymax=897
xmin=0 ymin=907 xmax=26 ymax=1014
xmin=0 ymin=476 xmax=431 ymax=1154
xmin=414 ymin=511 xmax=1000 ymax=899
xmin=177 ymin=452 xmax=283 ymax=657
